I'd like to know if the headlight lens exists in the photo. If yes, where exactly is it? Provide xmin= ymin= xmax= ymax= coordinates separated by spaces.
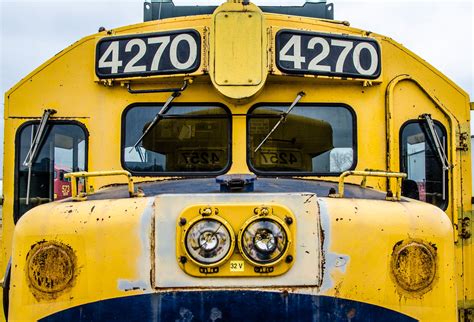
xmin=185 ymin=219 xmax=232 ymax=265
xmin=240 ymin=219 xmax=288 ymax=265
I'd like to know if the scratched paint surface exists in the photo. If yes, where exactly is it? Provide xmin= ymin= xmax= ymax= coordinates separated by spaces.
xmin=39 ymin=291 xmax=417 ymax=322
xmin=153 ymin=193 xmax=322 ymax=288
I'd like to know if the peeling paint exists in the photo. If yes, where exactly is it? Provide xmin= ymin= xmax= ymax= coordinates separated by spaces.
xmin=318 ymin=198 xmax=351 ymax=293
xmin=117 ymin=279 xmax=148 ymax=291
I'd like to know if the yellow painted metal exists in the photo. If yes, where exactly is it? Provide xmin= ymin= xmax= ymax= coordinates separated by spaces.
xmin=0 ymin=0 xmax=472 ymax=320
xmin=214 ymin=12 xmax=262 ymax=86
xmin=334 ymin=170 xmax=407 ymax=200
xmin=209 ymin=1 xmax=267 ymax=100
xmin=64 ymin=170 xmax=141 ymax=200
xmin=8 ymin=198 xmax=153 ymax=321
xmin=322 ymin=197 xmax=457 ymax=321
xmin=385 ymin=74 xmax=461 ymax=239
xmin=176 ymin=203 xmax=295 ymax=277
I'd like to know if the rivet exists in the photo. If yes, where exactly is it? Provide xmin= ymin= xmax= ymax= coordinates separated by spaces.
xmin=179 ymin=218 xmax=187 ymax=226
xmin=285 ymin=255 xmax=293 ymax=263
xmin=285 ymin=217 xmax=293 ymax=225
xmin=180 ymin=256 xmax=187 ymax=264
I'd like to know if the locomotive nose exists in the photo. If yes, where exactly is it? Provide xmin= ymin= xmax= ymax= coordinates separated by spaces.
xmin=155 ymin=192 xmax=321 ymax=283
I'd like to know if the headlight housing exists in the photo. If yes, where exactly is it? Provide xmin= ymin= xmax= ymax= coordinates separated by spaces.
xmin=184 ymin=218 xmax=234 ymax=266
xmin=239 ymin=216 xmax=290 ymax=266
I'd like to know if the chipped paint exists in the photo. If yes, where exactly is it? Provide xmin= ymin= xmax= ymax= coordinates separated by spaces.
xmin=318 ymin=198 xmax=351 ymax=293
xmin=117 ymin=197 xmax=155 ymax=293
xmin=154 ymin=193 xmax=322 ymax=288
xmin=117 ymin=279 xmax=149 ymax=291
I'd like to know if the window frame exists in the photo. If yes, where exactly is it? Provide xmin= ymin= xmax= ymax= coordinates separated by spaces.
xmin=399 ymin=119 xmax=449 ymax=210
xmin=246 ymin=102 xmax=358 ymax=177
xmin=14 ymin=120 xmax=89 ymax=223
xmin=121 ymin=102 xmax=233 ymax=177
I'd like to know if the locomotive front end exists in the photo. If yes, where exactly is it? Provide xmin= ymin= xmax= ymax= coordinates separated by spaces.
xmin=2 ymin=0 xmax=472 ymax=321
xmin=9 ymin=182 xmax=456 ymax=321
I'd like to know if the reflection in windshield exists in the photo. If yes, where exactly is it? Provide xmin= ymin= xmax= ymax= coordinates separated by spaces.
xmin=123 ymin=105 xmax=230 ymax=173
xmin=248 ymin=105 xmax=354 ymax=174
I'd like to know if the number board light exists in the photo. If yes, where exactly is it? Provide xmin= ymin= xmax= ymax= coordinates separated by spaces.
xmin=276 ymin=30 xmax=381 ymax=79
xmin=96 ymin=29 xmax=201 ymax=78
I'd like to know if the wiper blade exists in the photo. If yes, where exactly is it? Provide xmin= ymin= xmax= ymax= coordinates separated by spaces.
xmin=23 ymin=109 xmax=56 ymax=205
xmin=254 ymin=91 xmax=305 ymax=153
xmin=421 ymin=113 xmax=451 ymax=200
xmin=131 ymin=81 xmax=190 ymax=151
xmin=421 ymin=114 xmax=450 ymax=169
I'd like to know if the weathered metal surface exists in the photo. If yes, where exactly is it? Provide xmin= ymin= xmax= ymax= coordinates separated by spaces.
xmin=390 ymin=239 xmax=437 ymax=295
xmin=39 ymin=291 xmax=417 ymax=322
xmin=26 ymin=241 xmax=77 ymax=300
xmin=85 ymin=178 xmax=388 ymax=201
xmin=154 ymin=193 xmax=322 ymax=288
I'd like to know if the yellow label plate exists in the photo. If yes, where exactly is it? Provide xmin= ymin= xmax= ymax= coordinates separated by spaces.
xmin=230 ymin=260 xmax=245 ymax=272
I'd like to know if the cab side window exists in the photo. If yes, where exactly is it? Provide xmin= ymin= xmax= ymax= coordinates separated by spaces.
xmin=400 ymin=121 xmax=448 ymax=209
xmin=15 ymin=122 xmax=87 ymax=222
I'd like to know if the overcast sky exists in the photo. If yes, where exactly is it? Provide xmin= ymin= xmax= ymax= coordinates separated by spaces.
xmin=1 ymin=0 xmax=473 ymax=178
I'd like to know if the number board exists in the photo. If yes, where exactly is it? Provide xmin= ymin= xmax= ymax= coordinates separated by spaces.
xmin=276 ymin=30 xmax=381 ymax=79
xmin=96 ymin=29 xmax=201 ymax=78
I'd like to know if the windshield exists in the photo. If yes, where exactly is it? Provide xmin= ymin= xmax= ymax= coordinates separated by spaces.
xmin=123 ymin=104 xmax=231 ymax=174
xmin=248 ymin=104 xmax=355 ymax=174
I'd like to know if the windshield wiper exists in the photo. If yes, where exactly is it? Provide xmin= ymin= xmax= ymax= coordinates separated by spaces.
xmin=131 ymin=81 xmax=190 ymax=152
xmin=23 ymin=109 xmax=56 ymax=205
xmin=421 ymin=113 xmax=451 ymax=200
xmin=254 ymin=91 xmax=305 ymax=153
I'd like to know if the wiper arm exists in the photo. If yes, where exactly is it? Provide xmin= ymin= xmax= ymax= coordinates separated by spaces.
xmin=131 ymin=81 xmax=189 ymax=151
xmin=254 ymin=91 xmax=305 ymax=153
xmin=23 ymin=109 xmax=57 ymax=205
xmin=420 ymin=113 xmax=451 ymax=199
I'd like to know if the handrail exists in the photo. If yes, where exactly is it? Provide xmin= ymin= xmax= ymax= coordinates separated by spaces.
xmin=64 ymin=170 xmax=143 ymax=201
xmin=125 ymin=78 xmax=191 ymax=94
xmin=332 ymin=170 xmax=407 ymax=201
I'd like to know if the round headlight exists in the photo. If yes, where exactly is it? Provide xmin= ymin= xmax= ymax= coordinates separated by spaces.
xmin=239 ymin=218 xmax=289 ymax=266
xmin=185 ymin=219 xmax=234 ymax=266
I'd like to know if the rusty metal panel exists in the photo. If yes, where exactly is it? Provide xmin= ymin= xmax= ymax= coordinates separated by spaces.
xmin=153 ymin=193 xmax=322 ymax=288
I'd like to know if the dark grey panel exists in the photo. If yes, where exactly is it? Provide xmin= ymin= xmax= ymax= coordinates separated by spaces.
xmin=144 ymin=1 xmax=334 ymax=21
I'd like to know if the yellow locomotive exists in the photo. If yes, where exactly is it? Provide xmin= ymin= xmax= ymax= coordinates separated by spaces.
xmin=1 ymin=1 xmax=472 ymax=321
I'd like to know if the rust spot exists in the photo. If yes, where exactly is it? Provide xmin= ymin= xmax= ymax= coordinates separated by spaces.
xmin=346 ymin=308 xmax=356 ymax=319
xmin=390 ymin=239 xmax=437 ymax=296
xmin=150 ymin=201 xmax=157 ymax=288
xmin=26 ymin=241 xmax=77 ymax=300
